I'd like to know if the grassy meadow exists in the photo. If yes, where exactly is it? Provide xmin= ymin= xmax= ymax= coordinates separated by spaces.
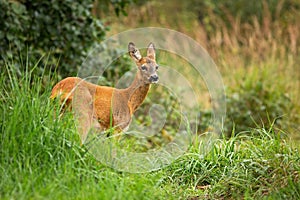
xmin=1 ymin=0 xmax=300 ymax=199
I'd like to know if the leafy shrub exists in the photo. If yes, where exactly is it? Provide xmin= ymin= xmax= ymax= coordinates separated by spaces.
xmin=0 ymin=0 xmax=104 ymax=75
xmin=0 ymin=0 xmax=132 ymax=77
xmin=224 ymin=73 xmax=292 ymax=136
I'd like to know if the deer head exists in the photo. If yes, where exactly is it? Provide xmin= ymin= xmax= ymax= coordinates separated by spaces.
xmin=128 ymin=42 xmax=159 ymax=84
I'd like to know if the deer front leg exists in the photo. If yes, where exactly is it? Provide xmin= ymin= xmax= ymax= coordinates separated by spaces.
xmin=73 ymin=85 xmax=101 ymax=144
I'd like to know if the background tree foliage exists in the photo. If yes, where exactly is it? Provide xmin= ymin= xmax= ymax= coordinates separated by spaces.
xmin=0 ymin=0 xmax=133 ymax=76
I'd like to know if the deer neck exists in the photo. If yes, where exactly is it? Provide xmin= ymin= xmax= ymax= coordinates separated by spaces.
xmin=125 ymin=71 xmax=150 ymax=113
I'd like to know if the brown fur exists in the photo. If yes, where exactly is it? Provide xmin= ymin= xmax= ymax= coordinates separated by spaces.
xmin=50 ymin=42 xmax=159 ymax=143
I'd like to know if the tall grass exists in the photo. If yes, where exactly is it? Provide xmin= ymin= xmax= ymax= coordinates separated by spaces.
xmin=0 ymin=63 xmax=173 ymax=199
xmin=1 ymin=61 xmax=299 ymax=198
xmin=165 ymin=128 xmax=300 ymax=199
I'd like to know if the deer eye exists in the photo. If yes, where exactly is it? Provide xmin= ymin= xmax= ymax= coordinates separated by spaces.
xmin=155 ymin=65 xmax=159 ymax=70
xmin=141 ymin=65 xmax=147 ymax=71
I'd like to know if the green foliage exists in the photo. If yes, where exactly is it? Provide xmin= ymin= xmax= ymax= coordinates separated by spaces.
xmin=99 ymin=49 xmax=133 ymax=87
xmin=165 ymin=128 xmax=300 ymax=199
xmin=0 ymin=0 xmax=135 ymax=76
xmin=122 ymin=84 xmax=182 ymax=151
xmin=267 ymin=181 xmax=300 ymax=199
xmin=94 ymin=0 xmax=136 ymax=17
xmin=224 ymin=71 xmax=292 ymax=135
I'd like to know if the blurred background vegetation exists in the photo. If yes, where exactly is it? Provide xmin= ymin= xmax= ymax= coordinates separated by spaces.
xmin=101 ymin=0 xmax=300 ymax=139
xmin=1 ymin=0 xmax=299 ymax=138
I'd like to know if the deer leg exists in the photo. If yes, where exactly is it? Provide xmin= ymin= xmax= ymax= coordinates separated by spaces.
xmin=72 ymin=85 xmax=101 ymax=145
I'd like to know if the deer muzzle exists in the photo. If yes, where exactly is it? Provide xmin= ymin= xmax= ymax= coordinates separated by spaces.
xmin=149 ymin=74 xmax=159 ymax=83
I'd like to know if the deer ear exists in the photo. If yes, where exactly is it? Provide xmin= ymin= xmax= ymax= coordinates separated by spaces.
xmin=147 ymin=42 xmax=155 ymax=60
xmin=128 ymin=42 xmax=142 ymax=62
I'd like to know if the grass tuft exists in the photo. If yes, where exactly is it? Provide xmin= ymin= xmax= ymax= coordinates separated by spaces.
xmin=164 ymin=128 xmax=300 ymax=199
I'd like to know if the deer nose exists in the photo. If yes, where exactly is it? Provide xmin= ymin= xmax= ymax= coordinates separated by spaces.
xmin=149 ymin=75 xmax=159 ymax=83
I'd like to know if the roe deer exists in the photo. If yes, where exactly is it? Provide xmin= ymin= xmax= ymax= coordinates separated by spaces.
xmin=50 ymin=42 xmax=159 ymax=143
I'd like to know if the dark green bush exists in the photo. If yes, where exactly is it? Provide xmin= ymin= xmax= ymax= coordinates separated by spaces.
xmin=0 ymin=0 xmax=134 ymax=77
xmin=0 ymin=0 xmax=106 ymax=76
